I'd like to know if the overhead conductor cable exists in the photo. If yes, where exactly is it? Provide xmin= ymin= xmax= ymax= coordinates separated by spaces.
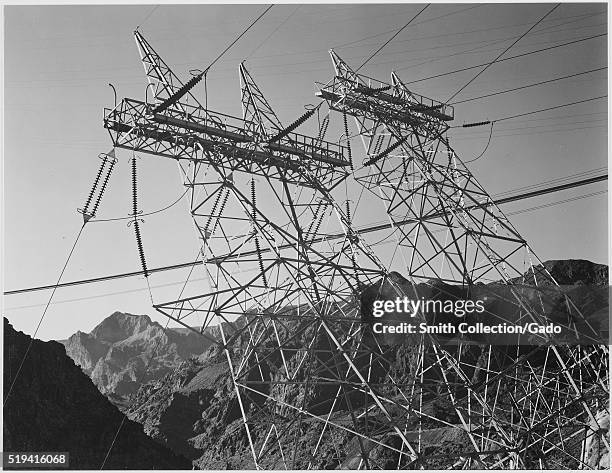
xmin=5 ymin=148 xmax=117 ymax=407
xmin=152 ymin=5 xmax=274 ymax=115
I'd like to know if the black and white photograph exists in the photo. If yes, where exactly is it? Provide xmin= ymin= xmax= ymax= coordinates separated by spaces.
xmin=2 ymin=2 xmax=610 ymax=470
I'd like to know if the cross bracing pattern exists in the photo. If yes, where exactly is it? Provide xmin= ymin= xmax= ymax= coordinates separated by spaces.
xmin=102 ymin=31 xmax=609 ymax=469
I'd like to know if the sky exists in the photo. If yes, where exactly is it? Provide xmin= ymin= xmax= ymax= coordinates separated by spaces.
xmin=2 ymin=3 xmax=608 ymax=341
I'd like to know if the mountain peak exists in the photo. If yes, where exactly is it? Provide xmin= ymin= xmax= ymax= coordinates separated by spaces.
xmin=536 ymin=259 xmax=608 ymax=286
xmin=62 ymin=311 xmax=216 ymax=403
xmin=90 ymin=312 xmax=154 ymax=344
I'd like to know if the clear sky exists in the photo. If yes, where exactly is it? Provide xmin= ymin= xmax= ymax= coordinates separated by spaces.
xmin=2 ymin=3 xmax=608 ymax=340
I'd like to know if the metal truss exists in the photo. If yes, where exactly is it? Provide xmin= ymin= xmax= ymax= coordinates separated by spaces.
xmin=314 ymin=50 xmax=609 ymax=468
xmin=101 ymin=31 xmax=609 ymax=469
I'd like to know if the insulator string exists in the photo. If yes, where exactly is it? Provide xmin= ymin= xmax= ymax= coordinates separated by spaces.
xmin=311 ymin=202 xmax=327 ymax=239
xmin=345 ymin=200 xmax=361 ymax=287
xmin=373 ymin=135 xmax=385 ymax=155
xmin=203 ymin=188 xmax=224 ymax=238
xmin=343 ymin=111 xmax=354 ymax=172
xmin=251 ymin=179 xmax=267 ymax=287
xmin=91 ymin=159 xmax=116 ymax=217
xmin=365 ymin=136 xmax=408 ymax=166
xmin=305 ymin=200 xmax=324 ymax=239
xmin=267 ymin=106 xmax=318 ymax=144
xmin=82 ymin=155 xmax=108 ymax=217
xmin=210 ymin=188 xmax=230 ymax=236
xmin=131 ymin=156 xmax=149 ymax=278
xmin=153 ymin=72 xmax=204 ymax=114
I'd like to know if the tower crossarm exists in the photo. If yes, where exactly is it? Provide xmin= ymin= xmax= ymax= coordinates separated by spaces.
xmin=103 ymin=98 xmax=349 ymax=187
xmin=317 ymin=76 xmax=453 ymax=125
xmin=316 ymin=49 xmax=454 ymax=131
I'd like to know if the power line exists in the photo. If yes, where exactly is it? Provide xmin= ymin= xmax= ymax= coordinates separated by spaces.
xmin=90 ymin=187 xmax=190 ymax=223
xmin=401 ymin=33 xmax=605 ymax=84
xmin=493 ymin=167 xmax=607 ymax=196
xmin=360 ymin=168 xmax=608 ymax=229
xmin=492 ymin=174 xmax=606 ymax=205
xmin=356 ymin=4 xmax=430 ymax=72
xmin=136 ymin=5 xmax=159 ymax=29
xmin=455 ymin=117 xmax=606 ymax=133
xmin=495 ymin=96 xmax=607 ymax=123
xmin=247 ymin=5 xmax=300 ymax=59
xmin=333 ymin=8 xmax=602 ymax=52
xmin=4 ymin=186 xmax=607 ymax=312
xmin=446 ymin=4 xmax=560 ymax=102
xmin=456 ymin=95 xmax=607 ymax=128
xmin=206 ymin=5 xmax=274 ymax=72
xmin=453 ymin=122 xmax=606 ymax=141
xmin=462 ymin=122 xmax=495 ymax=164
xmin=7 ymin=29 xmax=604 ymax=90
xmin=333 ymin=5 xmax=481 ymax=50
xmin=508 ymin=190 xmax=606 ymax=216
xmin=449 ymin=67 xmax=606 ymax=105
xmin=3 ymin=224 xmax=87 ymax=407
xmin=4 ymin=173 xmax=607 ymax=297
xmin=152 ymin=4 xmax=275 ymax=115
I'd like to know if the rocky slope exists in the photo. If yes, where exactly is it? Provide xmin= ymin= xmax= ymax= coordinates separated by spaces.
xmin=3 ymin=318 xmax=191 ymax=470
xmin=123 ymin=259 xmax=609 ymax=468
xmin=61 ymin=311 xmax=218 ymax=405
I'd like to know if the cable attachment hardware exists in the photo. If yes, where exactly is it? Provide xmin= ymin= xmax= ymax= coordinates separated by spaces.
xmin=129 ymin=155 xmax=149 ymax=278
xmin=78 ymin=149 xmax=117 ymax=224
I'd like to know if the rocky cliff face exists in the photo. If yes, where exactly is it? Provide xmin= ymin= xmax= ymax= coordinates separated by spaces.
xmin=61 ymin=312 xmax=215 ymax=404
xmin=126 ymin=351 xmax=247 ymax=466
xmin=3 ymin=318 xmax=191 ymax=470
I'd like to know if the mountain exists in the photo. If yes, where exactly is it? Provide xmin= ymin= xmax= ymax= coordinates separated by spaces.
xmin=61 ymin=311 xmax=218 ymax=405
xmin=3 ymin=318 xmax=191 ymax=470
xmin=510 ymin=259 xmax=608 ymax=286
xmin=123 ymin=259 xmax=609 ymax=468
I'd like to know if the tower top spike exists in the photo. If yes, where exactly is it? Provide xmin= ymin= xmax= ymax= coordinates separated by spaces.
xmin=239 ymin=63 xmax=283 ymax=139
xmin=133 ymin=30 xmax=203 ymax=110
xmin=328 ymin=50 xmax=362 ymax=85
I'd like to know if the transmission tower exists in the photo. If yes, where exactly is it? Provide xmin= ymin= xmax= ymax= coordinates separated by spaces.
xmin=101 ymin=30 xmax=608 ymax=469
xmin=105 ymin=31 xmax=433 ymax=469
xmin=314 ymin=51 xmax=609 ymax=468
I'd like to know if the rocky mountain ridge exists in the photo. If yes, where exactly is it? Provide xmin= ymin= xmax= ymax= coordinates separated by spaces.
xmin=3 ymin=318 xmax=191 ymax=470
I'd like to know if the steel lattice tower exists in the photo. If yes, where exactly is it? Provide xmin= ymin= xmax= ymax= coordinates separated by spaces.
xmin=315 ymin=51 xmax=609 ymax=469
xmin=102 ymin=33 xmax=608 ymax=469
